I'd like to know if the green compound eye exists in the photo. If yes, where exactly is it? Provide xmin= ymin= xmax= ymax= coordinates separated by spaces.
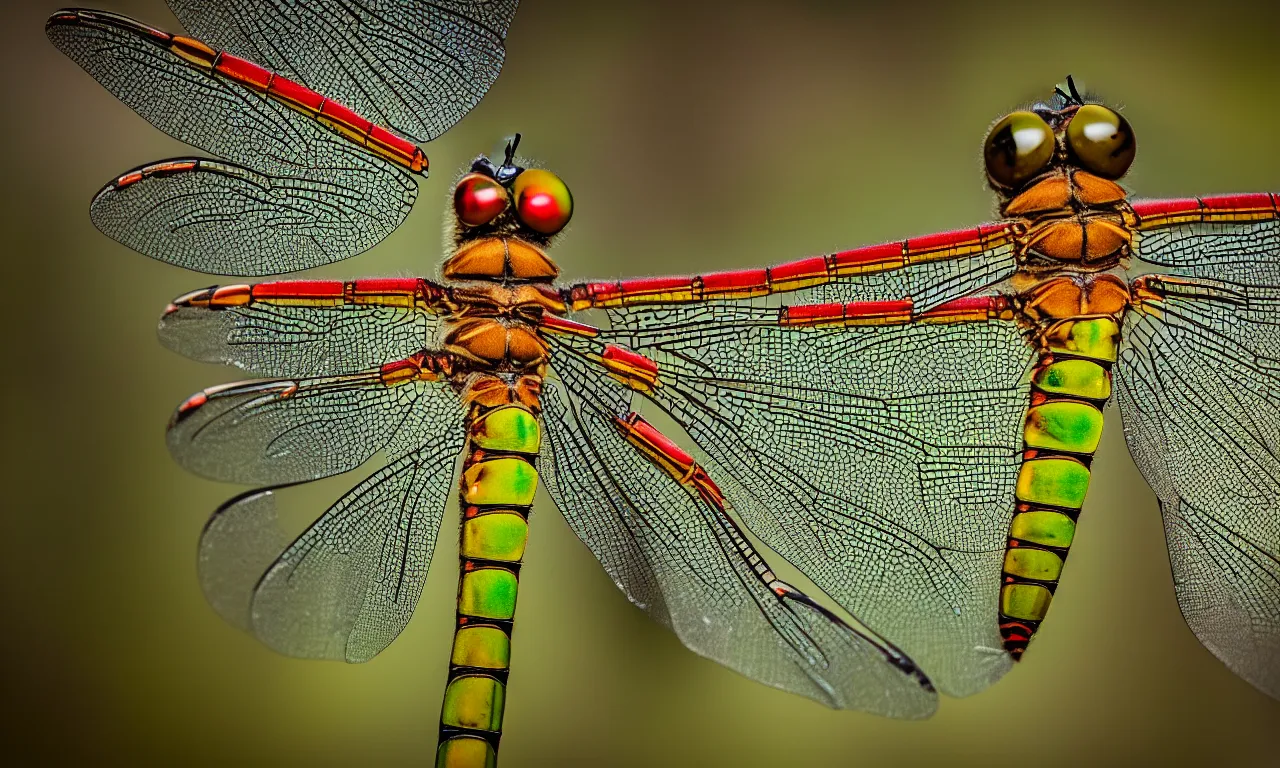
xmin=1066 ymin=104 xmax=1136 ymax=179
xmin=984 ymin=111 xmax=1055 ymax=190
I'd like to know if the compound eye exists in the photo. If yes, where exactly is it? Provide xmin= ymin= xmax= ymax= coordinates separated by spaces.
xmin=454 ymin=173 xmax=509 ymax=227
xmin=513 ymin=169 xmax=573 ymax=235
xmin=1066 ymin=104 xmax=1136 ymax=179
xmin=984 ymin=111 xmax=1056 ymax=189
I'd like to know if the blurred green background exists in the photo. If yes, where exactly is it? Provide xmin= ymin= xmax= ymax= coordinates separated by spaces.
xmin=3 ymin=0 xmax=1278 ymax=765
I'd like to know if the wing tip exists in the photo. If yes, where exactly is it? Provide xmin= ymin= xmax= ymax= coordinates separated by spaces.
xmin=46 ymin=7 xmax=170 ymax=43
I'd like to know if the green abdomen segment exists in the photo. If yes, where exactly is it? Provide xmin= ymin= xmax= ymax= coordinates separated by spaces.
xmin=1001 ymin=317 xmax=1118 ymax=658
xmin=437 ymin=404 xmax=540 ymax=767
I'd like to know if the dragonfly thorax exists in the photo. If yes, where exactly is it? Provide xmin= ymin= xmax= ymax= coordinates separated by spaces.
xmin=440 ymin=283 xmax=564 ymax=371
xmin=1011 ymin=272 xmax=1130 ymax=322
xmin=439 ymin=149 xmax=573 ymax=393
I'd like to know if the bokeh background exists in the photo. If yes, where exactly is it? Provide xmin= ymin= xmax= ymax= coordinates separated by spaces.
xmin=3 ymin=0 xmax=1278 ymax=765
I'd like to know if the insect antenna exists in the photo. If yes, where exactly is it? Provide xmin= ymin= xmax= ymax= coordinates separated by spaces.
xmin=1066 ymin=75 xmax=1085 ymax=104
xmin=504 ymin=133 xmax=522 ymax=166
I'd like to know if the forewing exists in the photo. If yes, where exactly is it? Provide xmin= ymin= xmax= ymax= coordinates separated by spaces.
xmin=540 ymin=380 xmax=936 ymax=716
xmin=159 ymin=288 xmax=435 ymax=377
xmin=797 ymin=244 xmax=1016 ymax=311
xmin=199 ymin=424 xmax=465 ymax=662
xmin=166 ymin=0 xmax=517 ymax=141
xmin=1119 ymin=214 xmax=1280 ymax=698
xmin=168 ymin=369 xmax=458 ymax=485
xmin=571 ymin=223 xmax=1018 ymax=315
xmin=47 ymin=12 xmax=415 ymax=274
xmin=548 ymin=299 xmax=1037 ymax=698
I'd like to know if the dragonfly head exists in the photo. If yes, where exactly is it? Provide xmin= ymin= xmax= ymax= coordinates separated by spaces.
xmin=983 ymin=76 xmax=1136 ymax=195
xmin=453 ymin=134 xmax=574 ymax=244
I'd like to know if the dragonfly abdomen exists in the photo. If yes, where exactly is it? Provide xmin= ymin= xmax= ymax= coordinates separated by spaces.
xmin=1001 ymin=274 xmax=1125 ymax=658
xmin=439 ymin=399 xmax=543 ymax=765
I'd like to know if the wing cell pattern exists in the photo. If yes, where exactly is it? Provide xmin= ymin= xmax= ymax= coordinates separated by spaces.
xmin=48 ymin=12 xmax=416 ymax=274
xmin=540 ymin=379 xmax=937 ymax=716
xmin=168 ymin=368 xmax=460 ymax=485
xmin=573 ymin=230 xmax=1017 ymax=316
xmin=159 ymin=297 xmax=433 ymax=377
xmin=198 ymin=424 xmax=465 ymax=662
xmin=1119 ymin=217 xmax=1280 ymax=699
xmin=550 ymin=301 xmax=1038 ymax=697
xmin=798 ymin=243 xmax=1017 ymax=311
xmin=166 ymin=0 xmax=517 ymax=142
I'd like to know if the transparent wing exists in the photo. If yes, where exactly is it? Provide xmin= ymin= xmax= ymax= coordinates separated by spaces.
xmin=548 ymin=299 xmax=1037 ymax=698
xmin=1132 ymin=214 xmax=1280 ymax=284
xmin=1118 ymin=215 xmax=1280 ymax=699
xmin=159 ymin=283 xmax=440 ymax=377
xmin=47 ymin=11 xmax=415 ymax=274
xmin=567 ymin=223 xmax=1018 ymax=315
xmin=89 ymin=158 xmax=413 ymax=276
xmin=199 ymin=423 xmax=465 ymax=662
xmin=540 ymin=379 xmax=936 ymax=716
xmin=166 ymin=0 xmax=517 ymax=141
xmin=796 ymin=247 xmax=1015 ymax=311
xmin=168 ymin=365 xmax=458 ymax=485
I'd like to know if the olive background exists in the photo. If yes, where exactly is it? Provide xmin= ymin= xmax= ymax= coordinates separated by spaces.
xmin=3 ymin=0 xmax=1278 ymax=765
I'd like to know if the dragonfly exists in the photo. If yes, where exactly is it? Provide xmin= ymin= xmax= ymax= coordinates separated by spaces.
xmin=48 ymin=3 xmax=938 ymax=765
xmin=49 ymin=2 xmax=1280 ymax=763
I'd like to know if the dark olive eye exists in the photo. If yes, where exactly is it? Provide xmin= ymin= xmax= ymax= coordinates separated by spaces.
xmin=1066 ymin=104 xmax=1135 ymax=179
xmin=513 ymin=169 xmax=573 ymax=235
xmin=984 ymin=111 xmax=1055 ymax=189
xmin=454 ymin=173 xmax=509 ymax=227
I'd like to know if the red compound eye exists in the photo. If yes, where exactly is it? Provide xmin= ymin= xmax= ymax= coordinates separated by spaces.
xmin=513 ymin=169 xmax=573 ymax=235
xmin=454 ymin=173 xmax=509 ymax=227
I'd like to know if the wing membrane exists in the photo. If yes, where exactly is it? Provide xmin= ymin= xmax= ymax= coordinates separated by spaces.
xmin=549 ymin=300 xmax=1036 ymax=697
xmin=199 ymin=425 xmax=465 ymax=662
xmin=159 ymin=289 xmax=435 ymax=378
xmin=795 ymin=247 xmax=1016 ymax=311
xmin=166 ymin=0 xmax=517 ymax=141
xmin=168 ymin=367 xmax=459 ymax=485
xmin=47 ymin=11 xmax=415 ymax=274
xmin=540 ymin=379 xmax=937 ymax=716
xmin=570 ymin=224 xmax=1017 ymax=315
xmin=90 ymin=158 xmax=413 ymax=276
xmin=1119 ymin=216 xmax=1280 ymax=699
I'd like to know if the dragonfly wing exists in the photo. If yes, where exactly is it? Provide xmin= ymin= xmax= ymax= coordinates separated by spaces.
xmin=547 ymin=299 xmax=1037 ymax=698
xmin=1119 ymin=211 xmax=1280 ymax=699
xmin=159 ymin=281 xmax=442 ymax=377
xmin=568 ymin=222 xmax=1018 ymax=314
xmin=90 ymin=158 xmax=413 ymax=276
xmin=166 ymin=0 xmax=518 ymax=141
xmin=47 ymin=11 xmax=415 ymax=274
xmin=168 ymin=367 xmax=461 ymax=485
xmin=796 ymin=243 xmax=1016 ymax=310
xmin=540 ymin=380 xmax=937 ymax=716
xmin=199 ymin=424 xmax=465 ymax=662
